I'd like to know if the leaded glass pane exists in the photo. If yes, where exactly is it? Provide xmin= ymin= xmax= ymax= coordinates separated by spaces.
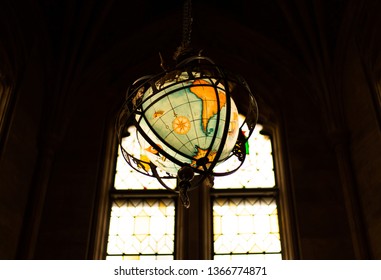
xmin=213 ymin=197 xmax=281 ymax=258
xmin=106 ymin=198 xmax=175 ymax=259
xmin=213 ymin=124 xmax=276 ymax=189
xmin=115 ymin=126 xmax=175 ymax=190
xmin=106 ymin=255 xmax=173 ymax=260
xmin=213 ymin=253 xmax=282 ymax=260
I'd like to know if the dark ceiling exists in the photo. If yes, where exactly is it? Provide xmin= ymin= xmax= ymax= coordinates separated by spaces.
xmin=1 ymin=0 xmax=380 ymax=117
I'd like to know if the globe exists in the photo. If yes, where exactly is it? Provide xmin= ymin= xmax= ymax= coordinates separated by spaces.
xmin=135 ymin=71 xmax=240 ymax=175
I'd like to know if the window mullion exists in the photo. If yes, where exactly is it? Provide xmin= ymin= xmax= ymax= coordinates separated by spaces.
xmin=175 ymin=185 xmax=212 ymax=260
xmin=210 ymin=188 xmax=279 ymax=198
xmin=110 ymin=189 xmax=177 ymax=199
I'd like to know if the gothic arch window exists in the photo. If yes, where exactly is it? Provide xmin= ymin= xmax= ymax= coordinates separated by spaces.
xmin=103 ymin=121 xmax=290 ymax=260
xmin=106 ymin=126 xmax=177 ymax=260
xmin=211 ymin=123 xmax=281 ymax=260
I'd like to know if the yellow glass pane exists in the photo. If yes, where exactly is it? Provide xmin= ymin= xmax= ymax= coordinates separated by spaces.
xmin=106 ymin=198 xmax=175 ymax=258
xmin=106 ymin=254 xmax=173 ymax=260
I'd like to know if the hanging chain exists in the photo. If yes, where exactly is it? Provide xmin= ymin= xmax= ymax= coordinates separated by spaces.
xmin=173 ymin=0 xmax=193 ymax=60
xmin=182 ymin=0 xmax=193 ymax=49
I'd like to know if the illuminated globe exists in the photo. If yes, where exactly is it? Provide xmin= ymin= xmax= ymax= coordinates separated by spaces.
xmin=116 ymin=54 xmax=258 ymax=203
xmin=136 ymin=71 xmax=240 ymax=175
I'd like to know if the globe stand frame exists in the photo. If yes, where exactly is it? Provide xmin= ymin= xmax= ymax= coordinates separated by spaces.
xmin=116 ymin=54 xmax=258 ymax=207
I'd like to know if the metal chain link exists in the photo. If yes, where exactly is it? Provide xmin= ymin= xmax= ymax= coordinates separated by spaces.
xmin=182 ymin=0 xmax=193 ymax=49
xmin=173 ymin=0 xmax=193 ymax=60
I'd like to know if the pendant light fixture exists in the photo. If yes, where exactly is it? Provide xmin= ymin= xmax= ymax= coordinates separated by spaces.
xmin=116 ymin=0 xmax=258 ymax=208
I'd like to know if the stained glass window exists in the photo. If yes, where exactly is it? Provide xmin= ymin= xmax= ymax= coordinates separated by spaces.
xmin=213 ymin=124 xmax=275 ymax=189
xmin=106 ymin=125 xmax=177 ymax=260
xmin=106 ymin=122 xmax=284 ymax=259
xmin=213 ymin=197 xmax=281 ymax=260
xmin=106 ymin=198 xmax=175 ymax=260
xmin=114 ymin=126 xmax=175 ymax=190
xmin=212 ymin=123 xmax=282 ymax=259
